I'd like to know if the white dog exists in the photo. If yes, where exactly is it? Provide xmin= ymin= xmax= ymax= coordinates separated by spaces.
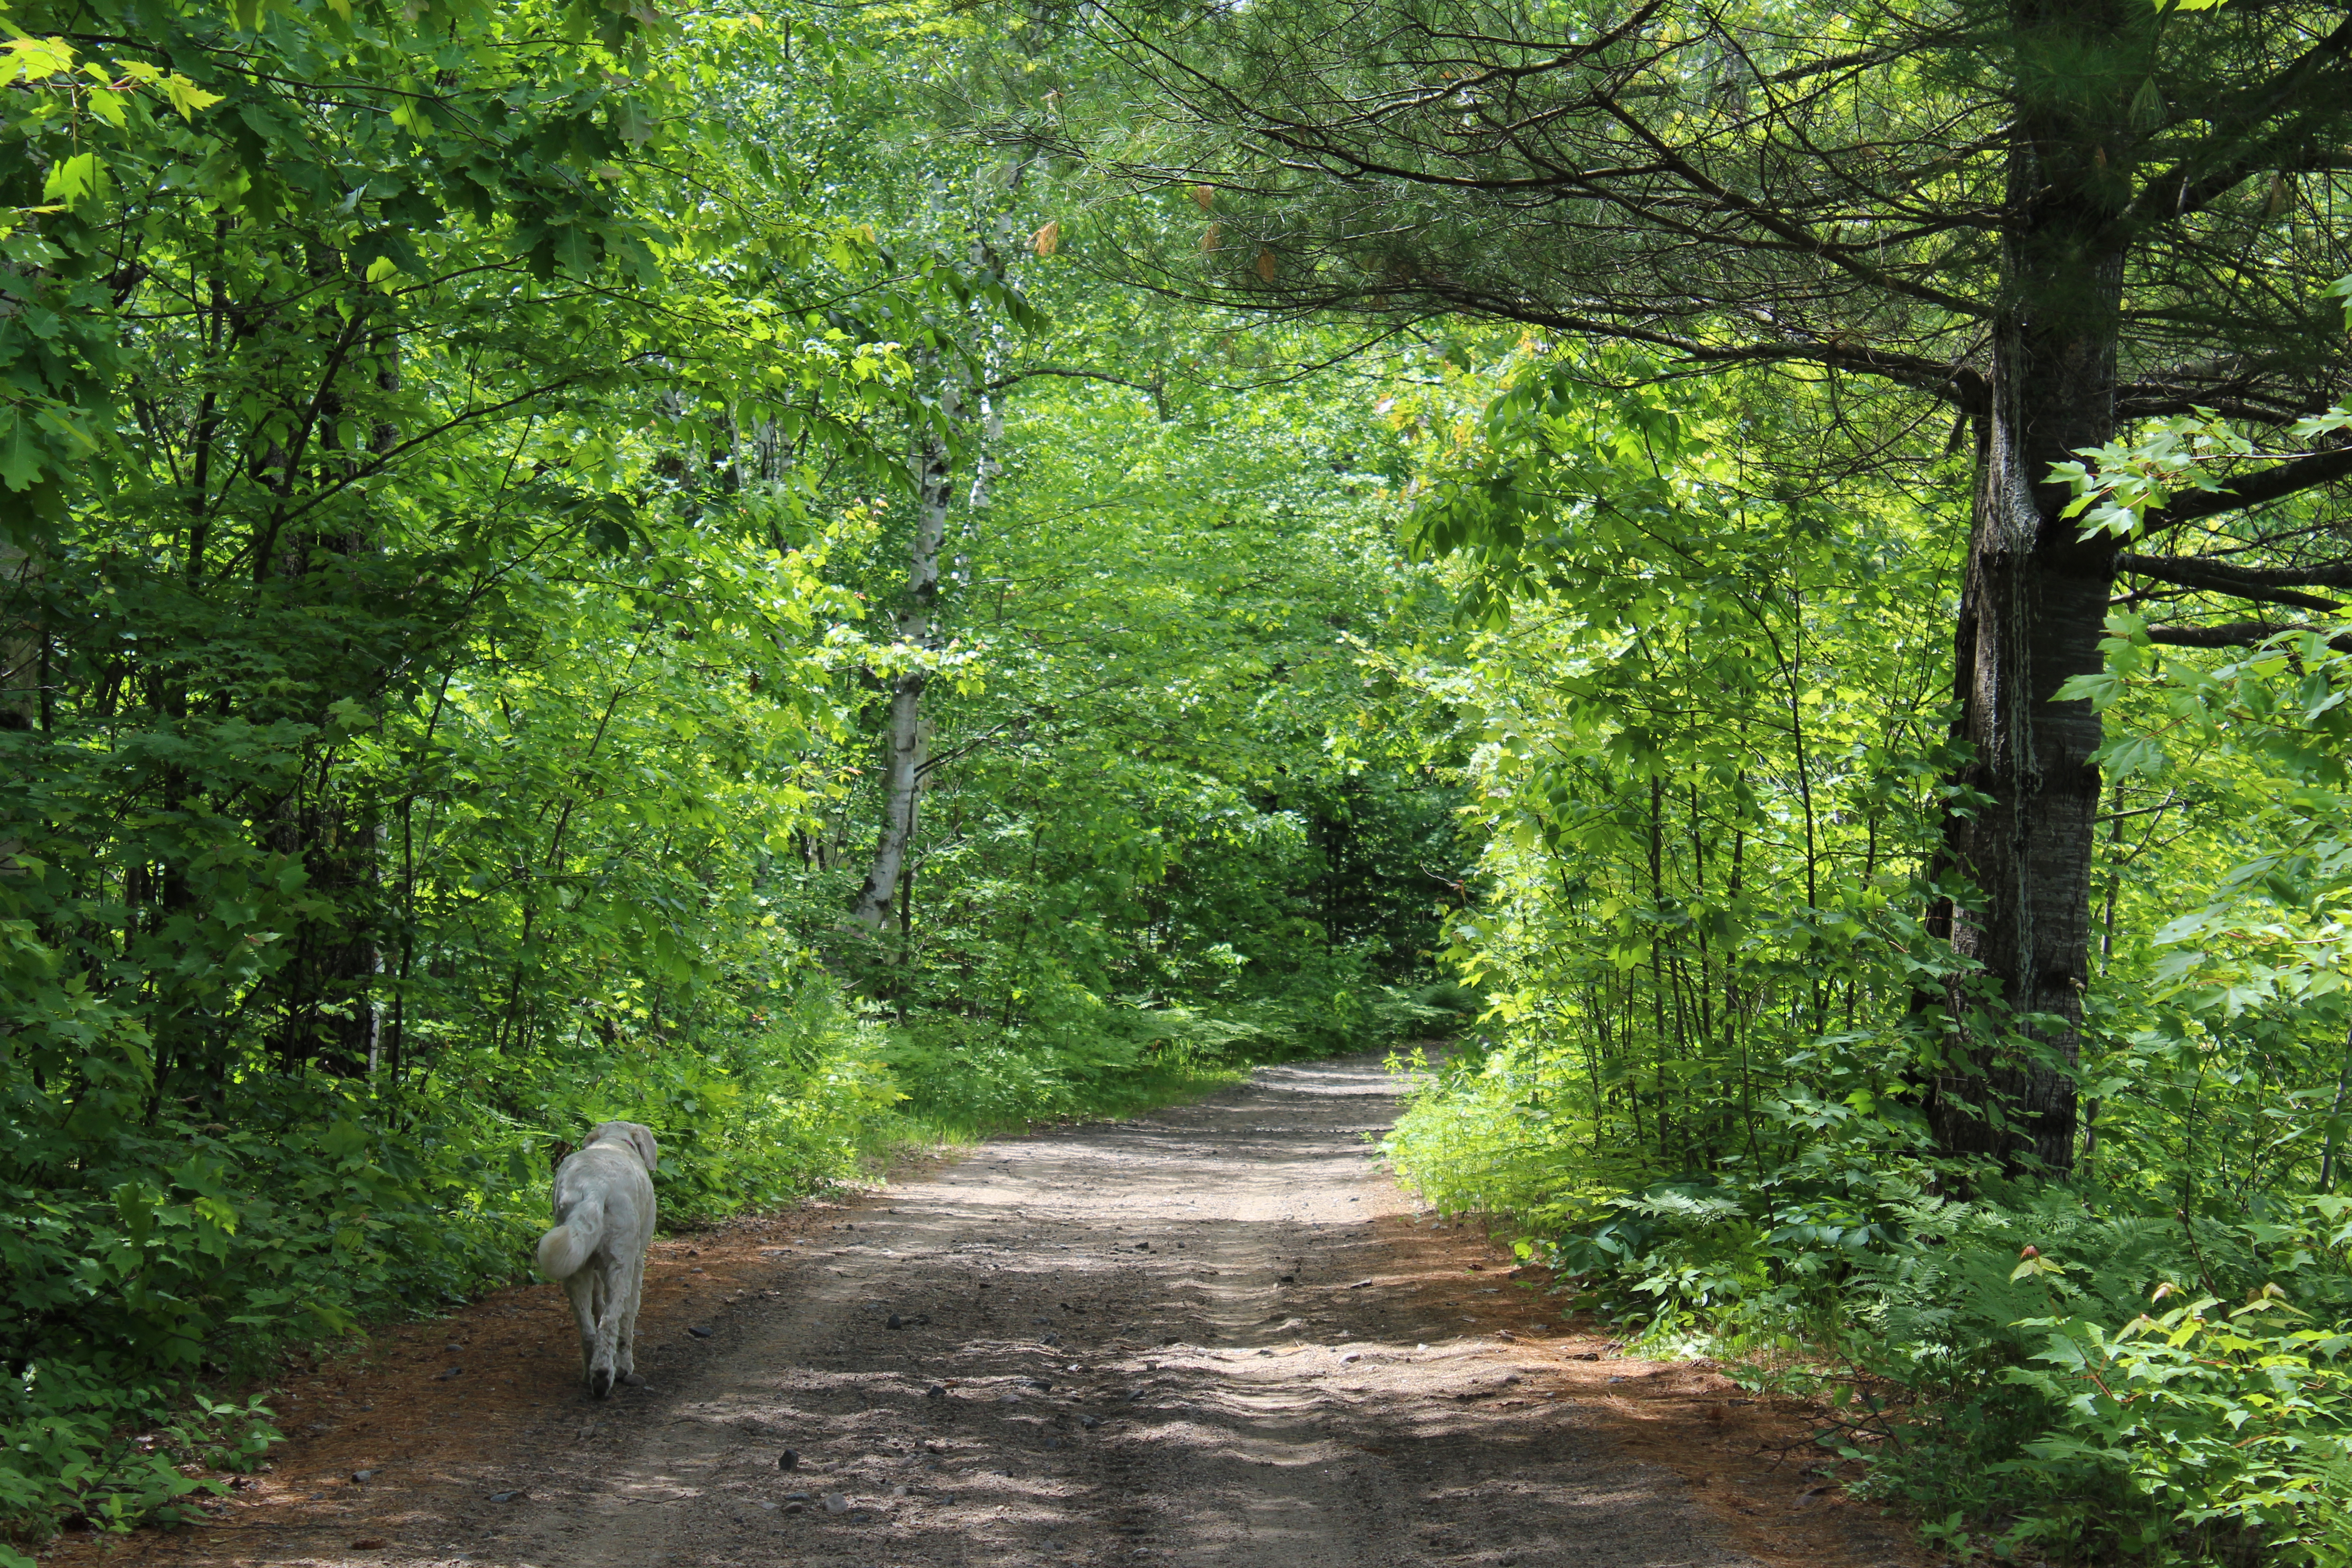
xmin=536 ymin=1120 xmax=659 ymax=1398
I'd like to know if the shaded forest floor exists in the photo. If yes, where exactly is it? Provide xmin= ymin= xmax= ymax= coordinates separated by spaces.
xmin=50 ymin=1057 xmax=1923 ymax=1568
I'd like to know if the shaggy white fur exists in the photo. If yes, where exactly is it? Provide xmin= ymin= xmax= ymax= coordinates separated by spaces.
xmin=535 ymin=1120 xmax=659 ymax=1398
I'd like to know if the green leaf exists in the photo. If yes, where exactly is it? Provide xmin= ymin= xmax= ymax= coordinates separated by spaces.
xmin=552 ymin=225 xmax=599 ymax=276
xmin=2094 ymin=733 xmax=2168 ymax=779
xmin=40 ymin=151 xmax=104 ymax=210
xmin=2055 ymin=671 xmax=2124 ymax=708
xmin=610 ymin=98 xmax=657 ymax=147
xmin=0 ymin=410 xmax=46 ymax=491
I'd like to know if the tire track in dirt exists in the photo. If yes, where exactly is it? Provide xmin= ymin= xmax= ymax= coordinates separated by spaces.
xmin=54 ymin=1055 xmax=1919 ymax=1568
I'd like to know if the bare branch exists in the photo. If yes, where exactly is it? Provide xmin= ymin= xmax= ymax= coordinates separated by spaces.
xmin=990 ymin=365 xmax=1162 ymax=395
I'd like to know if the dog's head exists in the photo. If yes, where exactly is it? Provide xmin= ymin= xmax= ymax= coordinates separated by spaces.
xmin=586 ymin=1120 xmax=659 ymax=1173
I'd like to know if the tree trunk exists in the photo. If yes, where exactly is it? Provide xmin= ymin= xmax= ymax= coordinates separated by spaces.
xmin=264 ymin=326 xmax=398 ymax=1078
xmin=0 ymin=542 xmax=39 ymax=735
xmin=851 ymin=404 xmax=954 ymax=931
xmin=1927 ymin=94 xmax=2126 ymax=1176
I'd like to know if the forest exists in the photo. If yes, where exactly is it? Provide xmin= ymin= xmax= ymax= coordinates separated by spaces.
xmin=5 ymin=0 xmax=2352 ymax=1560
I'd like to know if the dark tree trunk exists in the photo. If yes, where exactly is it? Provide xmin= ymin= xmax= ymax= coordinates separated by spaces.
xmin=1927 ymin=74 xmax=2127 ymax=1176
xmin=269 ymin=765 xmax=383 ymax=1078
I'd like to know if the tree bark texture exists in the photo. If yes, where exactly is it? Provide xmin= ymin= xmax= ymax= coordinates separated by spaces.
xmin=1928 ymin=24 xmax=2127 ymax=1175
xmin=851 ymin=401 xmax=954 ymax=932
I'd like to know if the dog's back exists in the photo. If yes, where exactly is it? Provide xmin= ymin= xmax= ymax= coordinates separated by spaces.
xmin=537 ymin=1124 xmax=658 ymax=1283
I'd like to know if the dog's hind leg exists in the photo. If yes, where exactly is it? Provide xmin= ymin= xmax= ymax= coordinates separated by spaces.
xmin=586 ymin=1252 xmax=630 ymax=1399
xmin=565 ymin=1269 xmax=601 ymax=1390
xmin=615 ymin=1248 xmax=647 ymax=1386
xmin=584 ymin=1263 xmax=621 ymax=1399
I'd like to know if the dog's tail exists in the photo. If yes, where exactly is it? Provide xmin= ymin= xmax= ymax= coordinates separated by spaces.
xmin=535 ymin=1193 xmax=605 ymax=1282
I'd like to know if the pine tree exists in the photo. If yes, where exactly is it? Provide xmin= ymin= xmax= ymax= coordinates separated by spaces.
xmin=1034 ymin=0 xmax=2352 ymax=1173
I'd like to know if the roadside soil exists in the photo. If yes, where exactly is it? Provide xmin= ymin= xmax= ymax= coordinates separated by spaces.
xmin=53 ymin=1054 xmax=1923 ymax=1568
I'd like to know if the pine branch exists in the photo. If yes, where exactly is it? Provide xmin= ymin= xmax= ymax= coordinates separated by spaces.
xmin=2114 ymin=553 xmax=2349 ymax=612
xmin=2142 ymin=447 xmax=2352 ymax=532
xmin=2145 ymin=620 xmax=2352 ymax=651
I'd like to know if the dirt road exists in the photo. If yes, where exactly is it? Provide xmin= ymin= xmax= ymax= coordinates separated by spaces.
xmin=67 ymin=1056 xmax=1916 ymax=1568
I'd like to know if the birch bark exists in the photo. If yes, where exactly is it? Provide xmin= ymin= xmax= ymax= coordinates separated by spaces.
xmin=850 ymin=381 xmax=956 ymax=931
xmin=851 ymin=219 xmax=1013 ymax=937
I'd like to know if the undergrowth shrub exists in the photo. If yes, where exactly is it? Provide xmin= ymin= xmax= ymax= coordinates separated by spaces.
xmin=0 ymin=977 xmax=904 ymax=1553
xmin=1987 ymin=1199 xmax=2352 ymax=1567
xmin=1383 ymin=1034 xmax=2352 ymax=1565
xmin=0 ymin=1368 xmax=277 ymax=1566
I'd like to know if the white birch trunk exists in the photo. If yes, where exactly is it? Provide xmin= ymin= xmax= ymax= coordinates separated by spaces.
xmin=850 ymin=389 xmax=956 ymax=931
xmin=955 ymin=389 xmax=1000 ymax=590
xmin=850 ymin=222 xmax=1014 ymax=936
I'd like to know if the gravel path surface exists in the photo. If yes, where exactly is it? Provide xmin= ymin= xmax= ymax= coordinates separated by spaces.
xmin=440 ymin=1055 xmax=1760 ymax=1568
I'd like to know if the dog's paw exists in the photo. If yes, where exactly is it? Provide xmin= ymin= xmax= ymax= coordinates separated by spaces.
xmin=588 ymin=1367 xmax=615 ymax=1400
xmin=621 ymin=1371 xmax=648 ymax=1387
